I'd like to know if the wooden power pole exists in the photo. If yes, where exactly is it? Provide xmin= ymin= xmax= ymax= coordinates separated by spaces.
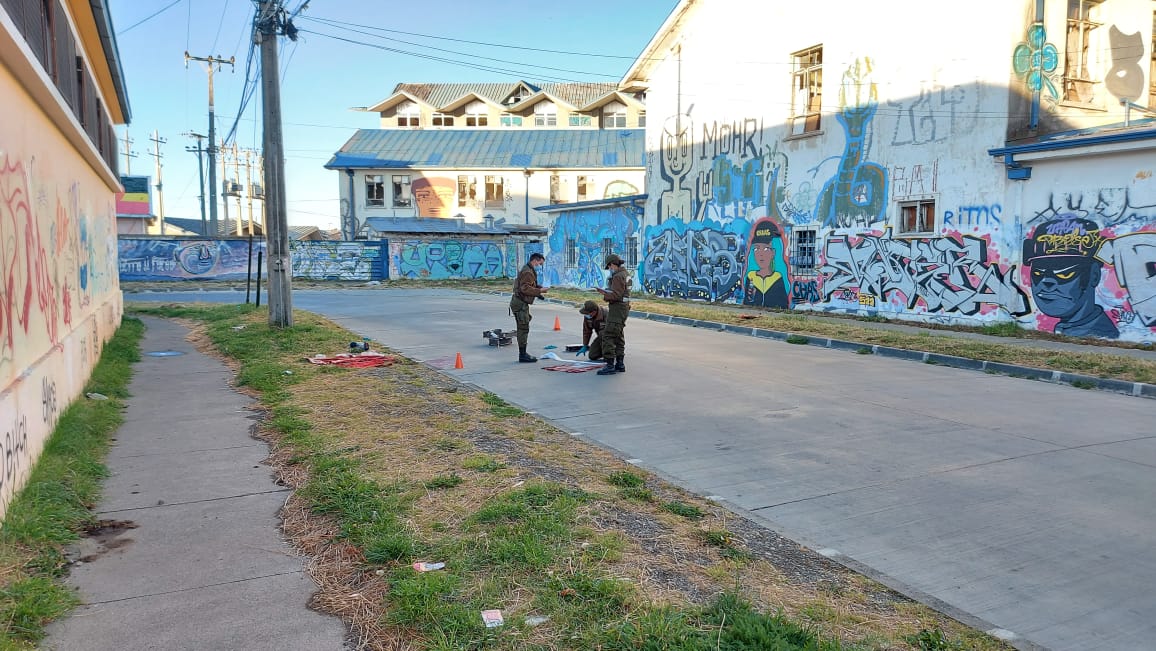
xmin=149 ymin=130 xmax=166 ymax=234
xmin=257 ymin=0 xmax=295 ymax=327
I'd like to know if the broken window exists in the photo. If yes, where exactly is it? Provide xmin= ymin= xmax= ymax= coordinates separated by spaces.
xmin=790 ymin=46 xmax=823 ymax=135
xmin=1064 ymin=0 xmax=1103 ymax=104
xmin=897 ymin=200 xmax=936 ymax=235
xmin=392 ymin=175 xmax=411 ymax=207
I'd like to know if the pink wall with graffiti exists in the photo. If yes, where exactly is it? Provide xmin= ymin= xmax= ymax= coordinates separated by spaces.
xmin=0 ymin=63 xmax=123 ymax=517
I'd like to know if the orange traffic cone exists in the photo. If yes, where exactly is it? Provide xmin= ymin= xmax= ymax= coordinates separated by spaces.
xmin=553 ymin=316 xmax=562 ymax=331
xmin=454 ymin=352 xmax=464 ymax=369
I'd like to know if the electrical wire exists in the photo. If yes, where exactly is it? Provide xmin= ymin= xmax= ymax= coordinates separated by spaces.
xmin=297 ymin=28 xmax=588 ymax=85
xmin=210 ymin=0 xmax=231 ymax=53
xmin=120 ymin=0 xmax=182 ymax=33
xmin=299 ymin=18 xmax=616 ymax=78
xmin=300 ymin=14 xmax=642 ymax=61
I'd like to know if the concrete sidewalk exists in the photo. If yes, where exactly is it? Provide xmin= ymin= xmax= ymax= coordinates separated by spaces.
xmin=44 ymin=317 xmax=347 ymax=651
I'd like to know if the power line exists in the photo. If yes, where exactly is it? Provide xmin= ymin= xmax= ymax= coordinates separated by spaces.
xmin=299 ymin=17 xmax=616 ymax=78
xmin=300 ymin=14 xmax=641 ymax=61
xmin=297 ymin=28 xmax=587 ymax=84
xmin=210 ymin=0 xmax=231 ymax=53
xmin=121 ymin=0 xmax=182 ymax=33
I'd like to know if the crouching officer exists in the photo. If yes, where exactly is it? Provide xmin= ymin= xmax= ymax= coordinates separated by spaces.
xmin=593 ymin=253 xmax=630 ymax=375
xmin=510 ymin=252 xmax=548 ymax=363
xmin=577 ymin=300 xmax=607 ymax=361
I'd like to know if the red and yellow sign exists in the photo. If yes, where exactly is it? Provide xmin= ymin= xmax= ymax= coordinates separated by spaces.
xmin=115 ymin=175 xmax=151 ymax=216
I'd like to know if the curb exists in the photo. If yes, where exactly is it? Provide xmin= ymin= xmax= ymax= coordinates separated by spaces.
xmin=533 ymin=295 xmax=1154 ymax=400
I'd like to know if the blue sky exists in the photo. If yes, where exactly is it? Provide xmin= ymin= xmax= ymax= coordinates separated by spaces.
xmin=107 ymin=0 xmax=677 ymax=230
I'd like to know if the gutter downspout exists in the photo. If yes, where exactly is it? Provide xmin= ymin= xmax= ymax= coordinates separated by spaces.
xmin=523 ymin=169 xmax=532 ymax=225
xmin=345 ymin=169 xmax=356 ymax=240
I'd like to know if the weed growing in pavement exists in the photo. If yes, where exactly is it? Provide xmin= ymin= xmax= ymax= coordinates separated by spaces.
xmin=786 ymin=334 xmax=810 ymax=345
xmin=0 ymin=318 xmax=144 ymax=648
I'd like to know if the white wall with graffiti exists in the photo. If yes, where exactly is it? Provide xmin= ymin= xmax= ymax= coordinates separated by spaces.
xmin=388 ymin=238 xmax=515 ymax=280
xmin=630 ymin=0 xmax=1156 ymax=342
xmin=118 ymin=238 xmax=388 ymax=282
xmin=0 ymin=64 xmax=123 ymax=517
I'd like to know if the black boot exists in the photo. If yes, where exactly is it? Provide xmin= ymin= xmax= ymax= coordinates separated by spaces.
xmin=518 ymin=346 xmax=537 ymax=363
xmin=615 ymin=356 xmax=625 ymax=373
xmin=596 ymin=360 xmax=617 ymax=375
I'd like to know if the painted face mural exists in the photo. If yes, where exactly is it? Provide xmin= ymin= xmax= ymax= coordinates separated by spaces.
xmin=412 ymin=177 xmax=456 ymax=218
xmin=742 ymin=218 xmax=790 ymax=309
xmin=1022 ymin=217 xmax=1118 ymax=338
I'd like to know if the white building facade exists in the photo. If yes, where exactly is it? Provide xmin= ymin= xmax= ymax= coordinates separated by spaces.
xmin=624 ymin=0 xmax=1156 ymax=342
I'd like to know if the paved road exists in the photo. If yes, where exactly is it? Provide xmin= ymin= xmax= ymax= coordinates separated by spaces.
xmin=130 ymin=289 xmax=1156 ymax=651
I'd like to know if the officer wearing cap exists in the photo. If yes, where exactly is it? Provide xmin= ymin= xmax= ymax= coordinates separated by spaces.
xmin=592 ymin=253 xmax=630 ymax=375
xmin=576 ymin=300 xmax=607 ymax=361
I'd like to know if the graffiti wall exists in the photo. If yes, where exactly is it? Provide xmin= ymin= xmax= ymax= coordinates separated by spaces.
xmin=544 ymin=204 xmax=640 ymax=288
xmin=638 ymin=3 xmax=1156 ymax=342
xmin=1 ymin=64 xmax=123 ymax=517
xmin=390 ymin=239 xmax=510 ymax=280
xmin=1019 ymin=179 xmax=1156 ymax=341
xmin=291 ymin=241 xmax=386 ymax=281
xmin=118 ymin=238 xmax=389 ymax=282
xmin=119 ymin=238 xmax=260 ymax=281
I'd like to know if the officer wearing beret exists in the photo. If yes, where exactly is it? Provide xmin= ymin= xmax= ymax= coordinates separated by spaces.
xmin=576 ymin=300 xmax=607 ymax=361
xmin=593 ymin=253 xmax=630 ymax=375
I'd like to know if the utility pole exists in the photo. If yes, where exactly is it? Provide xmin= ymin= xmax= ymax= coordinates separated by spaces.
xmin=149 ymin=130 xmax=167 ymax=234
xmin=257 ymin=0 xmax=297 ymax=327
xmin=244 ymin=148 xmax=255 ymax=235
xmin=119 ymin=129 xmax=138 ymax=174
xmin=183 ymin=132 xmax=208 ymax=234
xmin=233 ymin=143 xmax=243 ymax=234
xmin=185 ymin=52 xmax=235 ymax=236
xmin=219 ymin=138 xmax=231 ymax=231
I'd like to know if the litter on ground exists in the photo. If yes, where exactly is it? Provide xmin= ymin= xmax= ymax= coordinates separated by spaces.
xmin=306 ymin=352 xmax=397 ymax=368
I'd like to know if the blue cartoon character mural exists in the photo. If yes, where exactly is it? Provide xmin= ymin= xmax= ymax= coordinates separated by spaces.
xmin=742 ymin=218 xmax=790 ymax=309
xmin=1022 ymin=217 xmax=1118 ymax=339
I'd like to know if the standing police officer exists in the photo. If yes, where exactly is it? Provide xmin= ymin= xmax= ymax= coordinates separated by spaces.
xmin=510 ymin=252 xmax=548 ymax=363
xmin=593 ymin=253 xmax=630 ymax=375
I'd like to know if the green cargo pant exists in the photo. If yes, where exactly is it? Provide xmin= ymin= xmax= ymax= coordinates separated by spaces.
xmin=510 ymin=297 xmax=532 ymax=348
xmin=600 ymin=303 xmax=628 ymax=360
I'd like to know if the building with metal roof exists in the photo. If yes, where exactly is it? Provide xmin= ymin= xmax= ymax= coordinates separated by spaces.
xmin=326 ymin=129 xmax=645 ymax=236
xmin=362 ymin=81 xmax=645 ymax=131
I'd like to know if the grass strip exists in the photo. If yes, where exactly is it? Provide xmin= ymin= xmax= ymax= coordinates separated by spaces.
xmin=126 ymin=302 xmax=1009 ymax=651
xmin=0 ymin=317 xmax=144 ymax=649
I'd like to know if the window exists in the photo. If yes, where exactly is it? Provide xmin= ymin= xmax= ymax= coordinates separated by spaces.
xmin=504 ymin=86 xmax=530 ymax=106
xmin=396 ymin=101 xmax=420 ymax=127
xmin=638 ymin=111 xmax=646 ymax=128
xmin=364 ymin=175 xmax=384 ymax=206
xmin=565 ymin=238 xmax=578 ymax=268
xmin=626 ymin=236 xmax=639 ymax=267
xmin=601 ymin=237 xmax=614 ymax=262
xmin=75 ymin=56 xmax=86 ymax=127
xmin=897 ymin=200 xmax=936 ymax=235
xmin=500 ymin=113 xmax=523 ymax=127
xmin=602 ymin=101 xmax=627 ymax=128
xmin=790 ymin=46 xmax=823 ymax=135
xmin=40 ymin=0 xmax=57 ymax=82
xmin=577 ymin=176 xmax=594 ymax=202
xmin=485 ymin=175 xmax=504 ymax=209
xmin=432 ymin=112 xmax=454 ymax=127
xmin=457 ymin=175 xmax=477 ymax=207
xmin=533 ymin=101 xmax=557 ymax=126
xmin=1064 ymin=0 xmax=1103 ymax=104
xmin=568 ymin=115 xmax=592 ymax=127
xmin=789 ymin=228 xmax=818 ymax=276
xmin=392 ymin=175 xmax=411 ymax=207
xmin=549 ymin=174 xmax=568 ymax=204
xmin=465 ymin=100 xmax=488 ymax=127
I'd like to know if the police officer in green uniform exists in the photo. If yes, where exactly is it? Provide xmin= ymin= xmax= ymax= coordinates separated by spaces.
xmin=510 ymin=252 xmax=548 ymax=363
xmin=593 ymin=253 xmax=630 ymax=375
